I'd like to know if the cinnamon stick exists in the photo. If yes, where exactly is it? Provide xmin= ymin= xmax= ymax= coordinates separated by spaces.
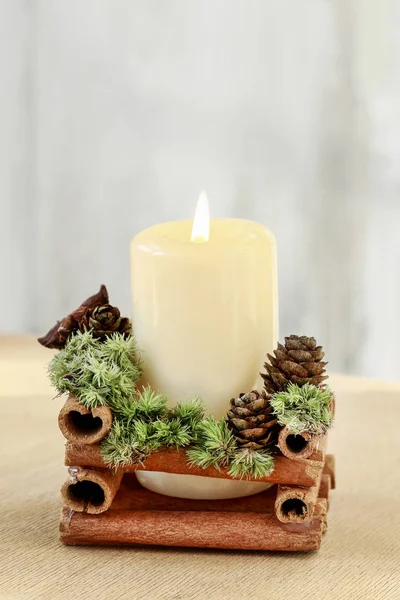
xmin=277 ymin=426 xmax=319 ymax=460
xmin=61 ymin=466 xmax=123 ymax=514
xmin=274 ymin=467 xmax=323 ymax=524
xmin=317 ymin=498 xmax=328 ymax=534
xmin=65 ymin=444 xmax=324 ymax=488
xmin=323 ymin=454 xmax=336 ymax=489
xmin=318 ymin=474 xmax=331 ymax=508
xmin=111 ymin=473 xmax=277 ymax=513
xmin=58 ymin=396 xmax=112 ymax=445
xmin=309 ymin=435 xmax=328 ymax=462
xmin=59 ymin=502 xmax=326 ymax=551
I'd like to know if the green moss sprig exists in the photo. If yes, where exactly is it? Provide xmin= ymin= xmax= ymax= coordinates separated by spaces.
xmin=187 ymin=417 xmax=237 ymax=470
xmin=270 ymin=382 xmax=334 ymax=435
xmin=49 ymin=331 xmax=276 ymax=479
xmin=48 ymin=330 xmax=141 ymax=413
xmin=228 ymin=448 xmax=275 ymax=479
xmin=100 ymin=388 xmax=204 ymax=467
xmin=187 ymin=416 xmax=275 ymax=479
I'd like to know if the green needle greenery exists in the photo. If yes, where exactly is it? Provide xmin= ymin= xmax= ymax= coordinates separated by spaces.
xmin=49 ymin=330 xmax=276 ymax=478
xmin=270 ymin=382 xmax=334 ymax=435
xmin=187 ymin=417 xmax=237 ymax=470
xmin=187 ymin=416 xmax=275 ymax=479
xmin=48 ymin=331 xmax=333 ymax=478
xmin=100 ymin=388 xmax=205 ymax=467
xmin=228 ymin=448 xmax=275 ymax=479
xmin=48 ymin=330 xmax=141 ymax=413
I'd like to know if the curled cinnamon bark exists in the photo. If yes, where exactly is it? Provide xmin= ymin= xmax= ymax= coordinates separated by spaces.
xmin=58 ymin=396 xmax=112 ymax=444
xmin=59 ymin=496 xmax=327 ymax=550
xmin=61 ymin=467 xmax=123 ymax=514
xmin=275 ymin=466 xmax=322 ymax=524
xmin=277 ymin=426 xmax=319 ymax=460
xmin=323 ymin=454 xmax=336 ymax=489
xmin=64 ymin=444 xmax=324 ymax=488
xmin=318 ymin=474 xmax=331 ymax=508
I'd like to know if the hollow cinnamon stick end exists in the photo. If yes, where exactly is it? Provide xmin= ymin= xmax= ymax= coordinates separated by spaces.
xmin=277 ymin=427 xmax=318 ymax=460
xmin=275 ymin=488 xmax=313 ymax=524
xmin=58 ymin=396 xmax=112 ymax=444
xmin=61 ymin=467 xmax=123 ymax=515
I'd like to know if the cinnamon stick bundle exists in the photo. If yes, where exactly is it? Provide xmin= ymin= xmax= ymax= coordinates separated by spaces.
xmin=58 ymin=396 xmax=112 ymax=445
xmin=274 ymin=467 xmax=322 ymax=524
xmin=65 ymin=444 xmax=324 ymax=488
xmin=61 ymin=467 xmax=123 ymax=514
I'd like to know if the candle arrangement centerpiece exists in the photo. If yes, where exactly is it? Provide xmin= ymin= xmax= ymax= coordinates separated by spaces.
xmin=39 ymin=195 xmax=335 ymax=551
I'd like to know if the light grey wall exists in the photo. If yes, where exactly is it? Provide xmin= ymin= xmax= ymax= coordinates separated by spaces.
xmin=1 ymin=0 xmax=399 ymax=380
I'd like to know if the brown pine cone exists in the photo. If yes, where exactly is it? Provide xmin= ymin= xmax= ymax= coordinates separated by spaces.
xmin=227 ymin=390 xmax=280 ymax=450
xmin=261 ymin=335 xmax=328 ymax=394
xmin=81 ymin=305 xmax=131 ymax=339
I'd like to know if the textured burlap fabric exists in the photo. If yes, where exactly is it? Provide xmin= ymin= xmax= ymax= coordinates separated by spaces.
xmin=0 ymin=337 xmax=399 ymax=600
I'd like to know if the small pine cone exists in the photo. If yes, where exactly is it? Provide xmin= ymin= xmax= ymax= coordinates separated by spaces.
xmin=80 ymin=305 xmax=132 ymax=339
xmin=261 ymin=335 xmax=328 ymax=394
xmin=227 ymin=390 xmax=280 ymax=451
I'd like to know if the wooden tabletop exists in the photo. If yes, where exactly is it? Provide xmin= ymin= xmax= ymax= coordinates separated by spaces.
xmin=0 ymin=336 xmax=399 ymax=600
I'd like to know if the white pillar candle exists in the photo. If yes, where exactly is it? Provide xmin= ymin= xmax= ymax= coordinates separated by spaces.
xmin=130 ymin=195 xmax=278 ymax=500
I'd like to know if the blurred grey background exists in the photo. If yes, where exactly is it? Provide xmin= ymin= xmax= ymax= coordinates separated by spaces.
xmin=1 ymin=1 xmax=399 ymax=380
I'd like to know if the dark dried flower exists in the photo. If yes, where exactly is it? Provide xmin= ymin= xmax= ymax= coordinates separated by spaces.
xmin=38 ymin=285 xmax=131 ymax=349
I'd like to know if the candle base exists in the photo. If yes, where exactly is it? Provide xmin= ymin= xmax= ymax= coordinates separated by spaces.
xmin=136 ymin=471 xmax=273 ymax=500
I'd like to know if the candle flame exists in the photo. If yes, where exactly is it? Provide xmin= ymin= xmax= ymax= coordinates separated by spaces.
xmin=191 ymin=191 xmax=210 ymax=243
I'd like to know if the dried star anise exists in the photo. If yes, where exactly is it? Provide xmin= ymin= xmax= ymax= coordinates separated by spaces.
xmin=38 ymin=285 xmax=132 ymax=349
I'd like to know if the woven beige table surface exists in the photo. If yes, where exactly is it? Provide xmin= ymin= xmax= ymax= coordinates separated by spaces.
xmin=0 ymin=336 xmax=399 ymax=600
